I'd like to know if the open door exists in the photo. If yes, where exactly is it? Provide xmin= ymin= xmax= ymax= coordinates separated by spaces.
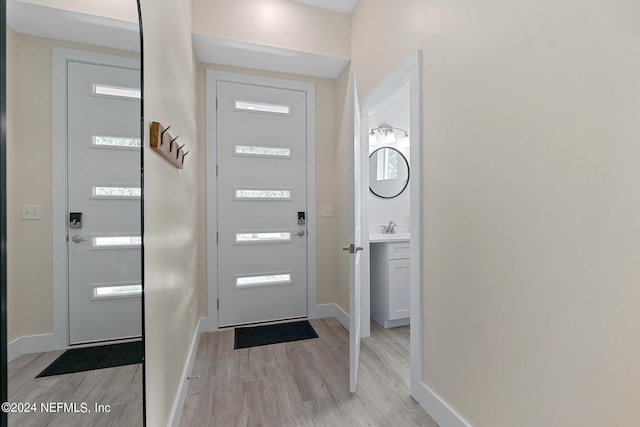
xmin=345 ymin=71 xmax=366 ymax=393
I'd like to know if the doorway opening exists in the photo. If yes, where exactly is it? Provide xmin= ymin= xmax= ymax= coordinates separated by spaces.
xmin=351 ymin=51 xmax=423 ymax=397
xmin=52 ymin=47 xmax=142 ymax=350
xmin=204 ymin=70 xmax=317 ymax=331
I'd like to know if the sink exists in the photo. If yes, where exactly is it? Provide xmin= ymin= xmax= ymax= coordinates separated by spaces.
xmin=369 ymin=232 xmax=410 ymax=242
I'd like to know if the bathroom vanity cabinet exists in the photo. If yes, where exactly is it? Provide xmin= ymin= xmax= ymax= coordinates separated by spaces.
xmin=370 ymin=240 xmax=410 ymax=328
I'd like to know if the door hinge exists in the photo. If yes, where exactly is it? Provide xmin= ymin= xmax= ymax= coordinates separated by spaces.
xmin=216 ymin=97 xmax=218 ymax=110
xmin=216 ymin=164 xmax=218 ymax=177
xmin=216 ymin=231 xmax=219 ymax=243
xmin=217 ymin=298 xmax=219 ymax=309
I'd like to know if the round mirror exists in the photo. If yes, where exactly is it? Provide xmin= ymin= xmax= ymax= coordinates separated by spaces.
xmin=369 ymin=146 xmax=410 ymax=199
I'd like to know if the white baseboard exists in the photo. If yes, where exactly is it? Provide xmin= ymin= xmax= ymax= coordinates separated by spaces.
xmin=314 ymin=303 xmax=350 ymax=331
xmin=7 ymin=333 xmax=56 ymax=363
xmin=412 ymin=381 xmax=472 ymax=427
xmin=382 ymin=317 xmax=410 ymax=328
xmin=200 ymin=316 xmax=218 ymax=333
xmin=168 ymin=317 xmax=205 ymax=427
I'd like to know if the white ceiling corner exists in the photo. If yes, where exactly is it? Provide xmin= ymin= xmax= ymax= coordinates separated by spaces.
xmin=193 ymin=34 xmax=350 ymax=79
xmin=7 ymin=0 xmax=139 ymax=53
xmin=288 ymin=0 xmax=359 ymax=14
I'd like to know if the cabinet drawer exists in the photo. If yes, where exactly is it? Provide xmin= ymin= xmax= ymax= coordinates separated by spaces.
xmin=388 ymin=242 xmax=410 ymax=259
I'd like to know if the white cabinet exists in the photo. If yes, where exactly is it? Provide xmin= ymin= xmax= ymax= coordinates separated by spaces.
xmin=370 ymin=241 xmax=410 ymax=328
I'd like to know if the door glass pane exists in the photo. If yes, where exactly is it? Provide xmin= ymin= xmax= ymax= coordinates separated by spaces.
xmin=236 ymin=232 xmax=291 ymax=243
xmin=92 ymin=186 xmax=141 ymax=198
xmin=235 ymin=189 xmax=291 ymax=200
xmin=93 ymin=236 xmax=142 ymax=248
xmin=93 ymin=135 xmax=141 ymax=148
xmin=234 ymin=145 xmax=291 ymax=158
xmin=93 ymin=284 xmax=142 ymax=298
xmin=236 ymin=274 xmax=292 ymax=287
xmin=235 ymin=100 xmax=290 ymax=114
xmin=93 ymin=84 xmax=141 ymax=100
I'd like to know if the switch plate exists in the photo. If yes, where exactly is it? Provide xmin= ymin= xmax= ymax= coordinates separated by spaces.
xmin=321 ymin=205 xmax=334 ymax=217
xmin=22 ymin=204 xmax=41 ymax=220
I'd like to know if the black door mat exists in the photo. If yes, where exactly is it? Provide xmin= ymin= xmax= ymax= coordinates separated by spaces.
xmin=234 ymin=320 xmax=318 ymax=349
xmin=36 ymin=341 xmax=143 ymax=378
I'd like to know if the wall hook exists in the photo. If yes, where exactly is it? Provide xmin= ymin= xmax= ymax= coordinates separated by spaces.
xmin=177 ymin=144 xmax=186 ymax=159
xmin=150 ymin=122 xmax=186 ymax=169
xmin=169 ymin=135 xmax=179 ymax=152
xmin=160 ymin=125 xmax=171 ymax=145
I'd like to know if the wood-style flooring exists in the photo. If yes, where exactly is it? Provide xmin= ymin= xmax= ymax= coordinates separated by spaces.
xmin=180 ymin=318 xmax=438 ymax=427
xmin=7 ymin=350 xmax=143 ymax=427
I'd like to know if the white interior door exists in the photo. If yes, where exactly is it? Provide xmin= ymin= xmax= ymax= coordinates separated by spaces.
xmin=347 ymin=72 xmax=366 ymax=393
xmin=67 ymin=61 xmax=141 ymax=345
xmin=216 ymin=80 xmax=308 ymax=326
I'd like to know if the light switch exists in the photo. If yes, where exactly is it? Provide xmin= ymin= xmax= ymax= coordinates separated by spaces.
xmin=321 ymin=205 xmax=334 ymax=217
xmin=22 ymin=204 xmax=41 ymax=220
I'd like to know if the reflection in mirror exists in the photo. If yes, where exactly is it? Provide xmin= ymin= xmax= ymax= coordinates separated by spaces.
xmin=4 ymin=0 xmax=144 ymax=425
xmin=369 ymin=146 xmax=410 ymax=199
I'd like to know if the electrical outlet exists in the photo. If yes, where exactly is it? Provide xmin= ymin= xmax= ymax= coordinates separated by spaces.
xmin=21 ymin=204 xmax=41 ymax=220
xmin=321 ymin=205 xmax=334 ymax=217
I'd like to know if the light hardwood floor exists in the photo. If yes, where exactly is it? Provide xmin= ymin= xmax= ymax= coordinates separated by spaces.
xmin=7 ymin=350 xmax=143 ymax=427
xmin=180 ymin=318 xmax=438 ymax=427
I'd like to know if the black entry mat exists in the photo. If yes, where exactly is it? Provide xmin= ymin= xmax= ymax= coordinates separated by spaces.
xmin=234 ymin=320 xmax=318 ymax=349
xmin=36 ymin=341 xmax=143 ymax=378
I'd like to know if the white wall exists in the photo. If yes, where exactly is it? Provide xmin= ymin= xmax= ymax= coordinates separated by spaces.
xmin=352 ymin=0 xmax=640 ymax=426
xmin=139 ymin=0 xmax=200 ymax=425
xmin=367 ymin=84 xmax=411 ymax=233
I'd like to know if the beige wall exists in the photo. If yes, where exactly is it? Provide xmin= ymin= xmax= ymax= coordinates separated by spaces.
xmin=5 ymin=31 xmax=137 ymax=342
xmin=6 ymin=25 xmax=20 ymax=341
xmin=333 ymin=65 xmax=350 ymax=313
xmin=351 ymin=1 xmax=640 ymax=426
xmin=192 ymin=0 xmax=350 ymax=59
xmin=196 ymin=62 xmax=341 ymax=309
xmin=139 ymin=0 xmax=200 ymax=425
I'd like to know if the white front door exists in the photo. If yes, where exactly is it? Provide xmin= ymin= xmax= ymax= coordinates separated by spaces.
xmin=66 ymin=61 xmax=141 ymax=345
xmin=347 ymin=72 xmax=367 ymax=393
xmin=216 ymin=80 xmax=308 ymax=326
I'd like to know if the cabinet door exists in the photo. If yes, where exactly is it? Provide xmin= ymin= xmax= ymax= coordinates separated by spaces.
xmin=388 ymin=258 xmax=410 ymax=320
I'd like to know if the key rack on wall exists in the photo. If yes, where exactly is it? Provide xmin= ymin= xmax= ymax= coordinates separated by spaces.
xmin=150 ymin=121 xmax=189 ymax=168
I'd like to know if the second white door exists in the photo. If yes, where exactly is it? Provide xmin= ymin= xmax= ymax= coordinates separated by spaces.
xmin=67 ymin=60 xmax=141 ymax=345
xmin=216 ymin=80 xmax=308 ymax=326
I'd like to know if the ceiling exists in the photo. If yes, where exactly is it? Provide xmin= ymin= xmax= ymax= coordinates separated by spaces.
xmin=7 ymin=0 xmax=139 ymax=52
xmin=289 ymin=0 xmax=358 ymax=14
xmin=8 ymin=0 xmax=354 ymax=78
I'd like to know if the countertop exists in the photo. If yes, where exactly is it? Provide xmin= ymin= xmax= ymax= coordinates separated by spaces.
xmin=369 ymin=233 xmax=411 ymax=243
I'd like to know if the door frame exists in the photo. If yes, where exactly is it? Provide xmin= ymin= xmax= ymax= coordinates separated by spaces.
xmin=359 ymin=51 xmax=423 ymax=394
xmin=52 ymin=47 xmax=140 ymax=349
xmin=204 ymin=69 xmax=317 ymax=331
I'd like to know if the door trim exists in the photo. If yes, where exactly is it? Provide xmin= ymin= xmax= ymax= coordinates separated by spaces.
xmin=360 ymin=51 xmax=423 ymax=397
xmin=204 ymin=69 xmax=317 ymax=331
xmin=52 ymin=47 xmax=140 ymax=349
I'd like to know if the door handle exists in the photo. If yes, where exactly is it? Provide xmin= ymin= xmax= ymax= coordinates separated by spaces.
xmin=71 ymin=235 xmax=87 ymax=244
xmin=342 ymin=244 xmax=364 ymax=254
xmin=295 ymin=230 xmax=306 ymax=237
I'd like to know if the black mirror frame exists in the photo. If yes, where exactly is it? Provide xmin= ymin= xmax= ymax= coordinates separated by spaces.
xmin=368 ymin=146 xmax=410 ymax=199
xmin=136 ymin=0 xmax=146 ymax=425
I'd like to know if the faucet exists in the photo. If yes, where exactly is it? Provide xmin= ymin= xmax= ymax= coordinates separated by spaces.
xmin=382 ymin=221 xmax=396 ymax=234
